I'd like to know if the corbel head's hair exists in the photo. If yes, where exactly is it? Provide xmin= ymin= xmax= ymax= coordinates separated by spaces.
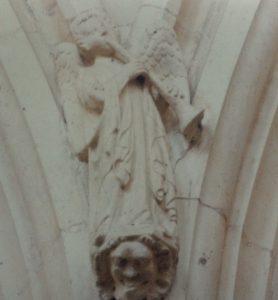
xmin=70 ymin=9 xmax=120 ymax=42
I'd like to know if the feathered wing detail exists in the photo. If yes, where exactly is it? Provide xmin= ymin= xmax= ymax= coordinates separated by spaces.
xmin=137 ymin=22 xmax=188 ymax=97
xmin=54 ymin=42 xmax=100 ymax=160
xmin=137 ymin=21 xmax=204 ymax=143
xmin=54 ymin=43 xmax=81 ymax=104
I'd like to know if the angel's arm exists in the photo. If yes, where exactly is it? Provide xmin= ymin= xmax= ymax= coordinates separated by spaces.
xmin=79 ymin=35 xmax=130 ymax=63
xmin=108 ymin=40 xmax=131 ymax=63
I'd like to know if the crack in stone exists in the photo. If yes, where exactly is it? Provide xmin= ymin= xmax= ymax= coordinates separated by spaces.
xmin=242 ymin=231 xmax=273 ymax=254
xmin=176 ymin=196 xmax=227 ymax=224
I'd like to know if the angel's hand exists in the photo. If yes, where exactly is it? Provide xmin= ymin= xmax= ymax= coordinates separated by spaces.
xmin=109 ymin=41 xmax=131 ymax=63
xmin=78 ymin=39 xmax=91 ymax=52
xmin=126 ymin=59 xmax=149 ymax=80
xmin=116 ymin=60 xmax=152 ymax=93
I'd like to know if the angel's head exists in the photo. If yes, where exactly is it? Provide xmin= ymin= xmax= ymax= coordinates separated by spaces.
xmin=70 ymin=9 xmax=120 ymax=47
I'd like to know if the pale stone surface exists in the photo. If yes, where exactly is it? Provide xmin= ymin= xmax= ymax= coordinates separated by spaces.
xmin=53 ymin=6 xmax=204 ymax=299
xmin=0 ymin=0 xmax=277 ymax=300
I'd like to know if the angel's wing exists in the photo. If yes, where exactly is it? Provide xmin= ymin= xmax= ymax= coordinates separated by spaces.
xmin=137 ymin=23 xmax=204 ymax=142
xmin=137 ymin=21 xmax=189 ymax=102
xmin=54 ymin=42 xmax=81 ymax=105
xmin=54 ymin=42 xmax=100 ymax=161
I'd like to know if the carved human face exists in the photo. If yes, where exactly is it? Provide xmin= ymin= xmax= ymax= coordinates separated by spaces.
xmin=110 ymin=241 xmax=156 ymax=298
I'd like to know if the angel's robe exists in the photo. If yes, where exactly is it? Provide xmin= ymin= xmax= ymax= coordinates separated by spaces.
xmin=85 ymin=56 xmax=179 ymax=253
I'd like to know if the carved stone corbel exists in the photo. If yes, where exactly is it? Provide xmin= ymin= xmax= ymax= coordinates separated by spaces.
xmin=54 ymin=7 xmax=204 ymax=300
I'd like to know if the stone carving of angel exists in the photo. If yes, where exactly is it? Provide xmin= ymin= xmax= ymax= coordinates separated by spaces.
xmin=54 ymin=9 xmax=204 ymax=300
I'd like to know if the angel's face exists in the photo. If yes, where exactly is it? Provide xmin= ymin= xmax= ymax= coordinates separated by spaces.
xmin=110 ymin=241 xmax=156 ymax=292
xmin=71 ymin=18 xmax=108 ymax=63
xmin=72 ymin=17 xmax=107 ymax=41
